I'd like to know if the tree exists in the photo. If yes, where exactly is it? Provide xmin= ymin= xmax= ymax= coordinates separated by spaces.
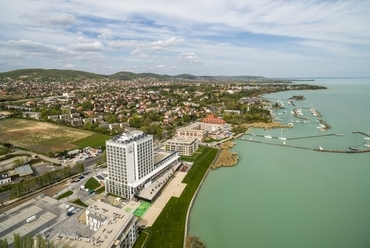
xmin=13 ymin=157 xmax=25 ymax=167
xmin=0 ymin=238 xmax=8 ymax=248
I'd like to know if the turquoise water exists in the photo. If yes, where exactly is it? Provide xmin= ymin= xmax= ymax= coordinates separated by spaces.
xmin=189 ymin=79 xmax=370 ymax=248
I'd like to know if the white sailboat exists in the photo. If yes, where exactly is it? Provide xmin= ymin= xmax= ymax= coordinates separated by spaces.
xmin=319 ymin=139 xmax=323 ymax=151
xmin=349 ymin=140 xmax=358 ymax=151
xmin=264 ymin=130 xmax=272 ymax=139
xmin=364 ymin=139 xmax=370 ymax=148
xmin=278 ymin=129 xmax=287 ymax=140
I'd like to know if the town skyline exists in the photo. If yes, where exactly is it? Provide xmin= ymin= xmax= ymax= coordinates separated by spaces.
xmin=1 ymin=1 xmax=370 ymax=78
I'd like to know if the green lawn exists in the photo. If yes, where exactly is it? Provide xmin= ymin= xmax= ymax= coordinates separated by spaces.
xmin=57 ymin=190 xmax=73 ymax=200
xmin=135 ymin=147 xmax=217 ymax=248
xmin=95 ymin=186 xmax=105 ymax=194
xmin=180 ymin=146 xmax=205 ymax=162
xmin=84 ymin=177 xmax=101 ymax=190
xmin=72 ymin=133 xmax=111 ymax=148
xmin=0 ymin=146 xmax=9 ymax=156
xmin=134 ymin=230 xmax=151 ymax=248
xmin=72 ymin=199 xmax=88 ymax=207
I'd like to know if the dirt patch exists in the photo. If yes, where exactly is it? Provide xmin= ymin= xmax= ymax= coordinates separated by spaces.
xmin=0 ymin=119 xmax=91 ymax=154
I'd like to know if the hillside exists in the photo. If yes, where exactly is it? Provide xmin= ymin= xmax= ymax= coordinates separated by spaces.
xmin=0 ymin=68 xmax=265 ymax=82
xmin=0 ymin=68 xmax=107 ymax=82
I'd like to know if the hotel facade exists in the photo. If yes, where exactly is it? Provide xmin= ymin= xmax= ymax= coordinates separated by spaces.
xmin=106 ymin=131 xmax=181 ymax=200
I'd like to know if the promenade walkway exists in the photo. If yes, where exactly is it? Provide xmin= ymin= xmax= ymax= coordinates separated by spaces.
xmin=139 ymin=171 xmax=187 ymax=227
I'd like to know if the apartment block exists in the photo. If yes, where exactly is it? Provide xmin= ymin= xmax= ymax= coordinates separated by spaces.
xmin=165 ymin=137 xmax=199 ymax=156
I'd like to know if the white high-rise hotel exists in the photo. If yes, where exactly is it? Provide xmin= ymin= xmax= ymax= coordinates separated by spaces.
xmin=106 ymin=130 xmax=181 ymax=200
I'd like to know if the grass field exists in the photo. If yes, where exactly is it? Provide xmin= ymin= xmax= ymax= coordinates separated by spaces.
xmin=134 ymin=147 xmax=218 ymax=248
xmin=180 ymin=146 xmax=205 ymax=162
xmin=57 ymin=190 xmax=73 ymax=200
xmin=72 ymin=198 xmax=88 ymax=207
xmin=84 ymin=177 xmax=101 ymax=190
xmin=0 ymin=119 xmax=110 ymax=154
xmin=95 ymin=186 xmax=105 ymax=194
xmin=0 ymin=146 xmax=9 ymax=156
xmin=72 ymin=133 xmax=110 ymax=148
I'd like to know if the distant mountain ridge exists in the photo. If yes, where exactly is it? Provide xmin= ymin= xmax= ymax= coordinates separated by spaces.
xmin=0 ymin=68 xmax=265 ymax=82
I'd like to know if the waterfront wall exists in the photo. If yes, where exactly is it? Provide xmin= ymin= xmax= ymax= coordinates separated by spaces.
xmin=183 ymin=148 xmax=220 ymax=248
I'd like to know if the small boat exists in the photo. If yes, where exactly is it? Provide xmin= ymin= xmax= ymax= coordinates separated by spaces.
xmin=264 ymin=135 xmax=272 ymax=139
xmin=349 ymin=146 xmax=358 ymax=151
xmin=319 ymin=140 xmax=323 ymax=151
xmin=335 ymin=133 xmax=342 ymax=136
xmin=349 ymin=140 xmax=358 ymax=151
xmin=278 ymin=129 xmax=287 ymax=140
xmin=283 ymin=141 xmax=286 ymax=145
xmin=364 ymin=139 xmax=370 ymax=148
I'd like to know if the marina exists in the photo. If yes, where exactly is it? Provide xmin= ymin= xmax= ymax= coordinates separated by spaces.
xmin=190 ymin=78 xmax=370 ymax=248
xmin=237 ymin=131 xmax=370 ymax=153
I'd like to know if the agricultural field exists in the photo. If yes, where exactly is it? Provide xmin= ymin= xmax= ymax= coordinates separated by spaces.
xmin=0 ymin=119 xmax=110 ymax=154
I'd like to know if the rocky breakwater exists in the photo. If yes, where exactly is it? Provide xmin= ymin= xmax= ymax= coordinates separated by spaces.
xmin=212 ymin=141 xmax=238 ymax=169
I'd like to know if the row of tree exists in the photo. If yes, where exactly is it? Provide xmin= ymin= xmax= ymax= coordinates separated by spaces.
xmin=11 ymin=163 xmax=84 ymax=199
xmin=0 ymin=233 xmax=70 ymax=248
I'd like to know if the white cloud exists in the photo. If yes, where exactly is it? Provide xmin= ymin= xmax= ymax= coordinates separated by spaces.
xmin=150 ymin=37 xmax=184 ymax=50
xmin=19 ymin=12 xmax=75 ymax=27
xmin=109 ymin=37 xmax=184 ymax=50
xmin=109 ymin=40 xmax=143 ymax=49
xmin=156 ymin=64 xmax=165 ymax=68
xmin=130 ymin=49 xmax=150 ymax=59
xmin=0 ymin=0 xmax=369 ymax=76
xmin=0 ymin=39 xmax=59 ymax=53
xmin=98 ymin=28 xmax=113 ymax=39
xmin=64 ymin=63 xmax=74 ymax=68
xmin=178 ymin=52 xmax=200 ymax=63
xmin=69 ymin=41 xmax=104 ymax=51
xmin=77 ymin=36 xmax=89 ymax=42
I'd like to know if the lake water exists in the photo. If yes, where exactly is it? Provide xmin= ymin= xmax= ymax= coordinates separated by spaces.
xmin=189 ymin=78 xmax=370 ymax=248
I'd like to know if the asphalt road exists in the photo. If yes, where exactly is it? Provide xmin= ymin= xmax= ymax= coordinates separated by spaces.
xmin=82 ymin=156 xmax=101 ymax=168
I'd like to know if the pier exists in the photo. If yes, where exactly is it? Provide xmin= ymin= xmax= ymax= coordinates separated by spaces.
xmin=242 ymin=133 xmax=338 ymax=140
xmin=353 ymin=131 xmax=370 ymax=138
xmin=237 ymin=133 xmax=370 ymax=154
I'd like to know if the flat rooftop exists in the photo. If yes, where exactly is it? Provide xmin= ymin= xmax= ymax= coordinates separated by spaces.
xmin=137 ymin=162 xmax=182 ymax=201
xmin=153 ymin=150 xmax=173 ymax=164
xmin=166 ymin=136 xmax=198 ymax=145
xmin=52 ymin=201 xmax=136 ymax=248
xmin=109 ymin=130 xmax=150 ymax=144
xmin=128 ymin=152 xmax=179 ymax=188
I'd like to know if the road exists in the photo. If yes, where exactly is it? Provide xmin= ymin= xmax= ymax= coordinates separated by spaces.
xmin=82 ymin=156 xmax=102 ymax=168
xmin=0 ymin=149 xmax=61 ymax=165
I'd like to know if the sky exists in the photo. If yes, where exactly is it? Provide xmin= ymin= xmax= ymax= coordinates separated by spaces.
xmin=0 ymin=0 xmax=369 ymax=78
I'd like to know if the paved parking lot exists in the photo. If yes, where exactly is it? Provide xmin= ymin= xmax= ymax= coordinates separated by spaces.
xmin=0 ymin=196 xmax=69 ymax=245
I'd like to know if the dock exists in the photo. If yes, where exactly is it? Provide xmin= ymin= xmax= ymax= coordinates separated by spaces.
xmin=237 ymin=133 xmax=370 ymax=154
xmin=242 ymin=133 xmax=338 ymax=140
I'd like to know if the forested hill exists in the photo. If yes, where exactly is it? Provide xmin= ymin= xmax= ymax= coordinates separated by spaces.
xmin=0 ymin=68 xmax=265 ymax=82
